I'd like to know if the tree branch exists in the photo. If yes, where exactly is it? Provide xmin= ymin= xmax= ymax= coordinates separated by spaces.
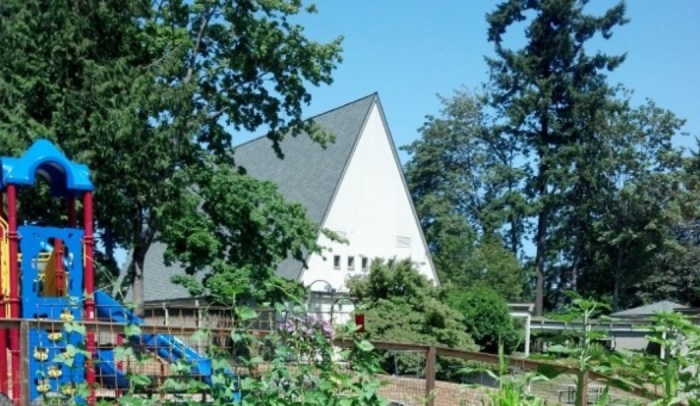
xmin=184 ymin=5 xmax=217 ymax=84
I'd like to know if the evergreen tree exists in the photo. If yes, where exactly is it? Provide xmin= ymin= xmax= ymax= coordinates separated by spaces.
xmin=570 ymin=99 xmax=687 ymax=310
xmin=485 ymin=0 xmax=628 ymax=315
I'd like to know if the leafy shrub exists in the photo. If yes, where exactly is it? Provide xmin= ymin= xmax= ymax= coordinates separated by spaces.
xmin=347 ymin=259 xmax=476 ymax=376
xmin=348 ymin=259 xmax=475 ymax=348
xmin=446 ymin=285 xmax=520 ymax=354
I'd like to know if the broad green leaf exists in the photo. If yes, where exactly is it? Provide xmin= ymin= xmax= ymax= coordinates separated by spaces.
xmin=237 ymin=306 xmax=258 ymax=321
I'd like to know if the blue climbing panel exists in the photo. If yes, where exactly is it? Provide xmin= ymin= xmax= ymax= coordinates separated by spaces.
xmin=20 ymin=225 xmax=85 ymax=401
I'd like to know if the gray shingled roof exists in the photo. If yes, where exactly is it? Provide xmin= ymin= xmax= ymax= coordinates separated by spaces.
xmin=119 ymin=93 xmax=377 ymax=303
xmin=611 ymin=300 xmax=689 ymax=317
xmin=117 ymin=248 xmax=206 ymax=303
xmin=234 ymin=93 xmax=376 ymax=224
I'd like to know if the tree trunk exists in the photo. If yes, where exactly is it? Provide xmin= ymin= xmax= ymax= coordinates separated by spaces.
xmin=131 ymin=248 xmax=147 ymax=316
xmin=613 ymin=246 xmax=623 ymax=312
xmin=534 ymin=216 xmax=548 ymax=315
xmin=508 ymin=177 xmax=520 ymax=256
xmin=509 ymin=215 xmax=519 ymax=257
xmin=534 ymin=162 xmax=549 ymax=316
xmin=534 ymin=107 xmax=553 ymax=317
xmin=105 ymin=229 xmax=114 ymax=259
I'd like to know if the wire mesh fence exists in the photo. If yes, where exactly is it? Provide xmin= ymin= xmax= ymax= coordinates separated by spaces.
xmin=0 ymin=304 xmax=663 ymax=405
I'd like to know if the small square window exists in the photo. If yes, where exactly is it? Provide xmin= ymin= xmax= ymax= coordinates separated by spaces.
xmin=333 ymin=255 xmax=341 ymax=270
xmin=348 ymin=256 xmax=355 ymax=271
xmin=361 ymin=257 xmax=369 ymax=272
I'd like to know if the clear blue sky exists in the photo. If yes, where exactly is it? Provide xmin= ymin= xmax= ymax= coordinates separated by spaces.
xmin=117 ymin=1 xmax=700 ymax=270
xmin=246 ymin=0 xmax=700 ymax=163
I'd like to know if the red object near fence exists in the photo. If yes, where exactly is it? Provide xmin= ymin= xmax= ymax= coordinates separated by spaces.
xmin=354 ymin=313 xmax=365 ymax=333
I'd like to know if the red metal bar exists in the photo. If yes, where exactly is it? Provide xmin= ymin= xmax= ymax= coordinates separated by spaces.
xmin=116 ymin=335 xmax=124 ymax=372
xmin=0 ymin=192 xmax=7 ymax=396
xmin=6 ymin=185 xmax=19 ymax=405
xmin=115 ymin=334 xmax=124 ymax=397
xmin=82 ymin=192 xmax=96 ymax=405
xmin=63 ymin=198 xmax=75 ymax=298
xmin=54 ymin=239 xmax=65 ymax=297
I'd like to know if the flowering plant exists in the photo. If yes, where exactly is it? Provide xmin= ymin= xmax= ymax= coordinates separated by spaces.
xmin=280 ymin=315 xmax=333 ymax=340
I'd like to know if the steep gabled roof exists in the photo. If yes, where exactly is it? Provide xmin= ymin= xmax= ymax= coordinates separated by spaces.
xmin=118 ymin=94 xmax=377 ymax=301
xmin=234 ymin=93 xmax=376 ymax=225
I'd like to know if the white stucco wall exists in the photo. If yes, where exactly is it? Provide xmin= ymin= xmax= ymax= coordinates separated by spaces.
xmin=300 ymin=103 xmax=435 ymax=292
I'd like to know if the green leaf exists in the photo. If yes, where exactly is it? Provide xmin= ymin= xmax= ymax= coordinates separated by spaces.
xmin=237 ymin=306 xmax=258 ymax=321
xmin=356 ymin=340 xmax=374 ymax=352
xmin=129 ymin=373 xmax=151 ymax=387
xmin=230 ymin=331 xmax=244 ymax=343
xmin=546 ymin=345 xmax=576 ymax=355
xmin=113 ymin=346 xmax=134 ymax=362
xmin=124 ymin=324 xmax=141 ymax=337
xmin=191 ymin=329 xmax=210 ymax=341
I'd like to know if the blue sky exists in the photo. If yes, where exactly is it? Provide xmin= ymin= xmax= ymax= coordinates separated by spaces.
xmin=115 ymin=1 xmax=700 ymax=271
xmin=245 ymin=0 xmax=700 ymax=162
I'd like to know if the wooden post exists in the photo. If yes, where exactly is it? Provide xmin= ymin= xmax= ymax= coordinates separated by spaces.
xmin=19 ymin=321 xmax=29 ymax=406
xmin=578 ymin=370 xmax=589 ymax=406
xmin=425 ymin=346 xmax=436 ymax=406
xmin=525 ymin=312 xmax=532 ymax=357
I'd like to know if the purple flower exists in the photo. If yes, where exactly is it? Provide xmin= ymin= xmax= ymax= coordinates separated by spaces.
xmin=279 ymin=315 xmax=332 ymax=339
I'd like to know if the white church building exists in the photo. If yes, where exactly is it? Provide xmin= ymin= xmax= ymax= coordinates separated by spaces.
xmin=123 ymin=93 xmax=437 ymax=320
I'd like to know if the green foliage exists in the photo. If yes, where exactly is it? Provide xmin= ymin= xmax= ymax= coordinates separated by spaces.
xmin=404 ymin=0 xmax=692 ymax=314
xmin=162 ymin=165 xmax=318 ymax=304
xmin=550 ymin=294 xmax=616 ymax=406
xmin=566 ymin=98 xmax=689 ymax=311
xmin=347 ymin=259 xmax=476 ymax=374
xmin=348 ymin=259 xmax=476 ymax=349
xmin=612 ymin=311 xmax=700 ymax=406
xmin=446 ymin=286 xmax=520 ymax=354
xmin=403 ymin=90 xmax=526 ymax=300
xmin=37 ymin=297 xmax=387 ymax=405
xmin=485 ymin=0 xmax=631 ymax=315
xmin=0 ymin=0 xmax=342 ymax=312
xmin=241 ymin=308 xmax=386 ymax=406
xmin=466 ymin=343 xmax=548 ymax=406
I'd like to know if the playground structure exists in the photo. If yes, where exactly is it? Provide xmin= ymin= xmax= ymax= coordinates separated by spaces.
xmin=0 ymin=140 xmax=236 ymax=405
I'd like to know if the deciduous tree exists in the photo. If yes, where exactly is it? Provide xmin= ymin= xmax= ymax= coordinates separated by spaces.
xmin=403 ymin=90 xmax=526 ymax=298
xmin=0 ymin=0 xmax=342 ymax=313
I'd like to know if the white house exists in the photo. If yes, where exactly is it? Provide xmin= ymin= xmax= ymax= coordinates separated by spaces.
xmin=120 ymin=93 xmax=437 ymax=318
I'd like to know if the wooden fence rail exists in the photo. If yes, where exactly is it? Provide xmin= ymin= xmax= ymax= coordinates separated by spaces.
xmin=332 ymin=339 xmax=660 ymax=406
xmin=0 ymin=318 xmax=660 ymax=405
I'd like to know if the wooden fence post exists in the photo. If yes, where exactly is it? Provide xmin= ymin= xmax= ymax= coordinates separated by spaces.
xmin=579 ymin=370 xmax=589 ymax=406
xmin=19 ymin=321 xmax=29 ymax=405
xmin=425 ymin=346 xmax=436 ymax=406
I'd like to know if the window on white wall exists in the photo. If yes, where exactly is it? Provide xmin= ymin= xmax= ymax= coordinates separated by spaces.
xmin=412 ymin=261 xmax=425 ymax=269
xmin=333 ymin=255 xmax=341 ymax=270
xmin=396 ymin=236 xmax=411 ymax=248
xmin=361 ymin=257 xmax=369 ymax=272
xmin=348 ymin=256 xmax=355 ymax=271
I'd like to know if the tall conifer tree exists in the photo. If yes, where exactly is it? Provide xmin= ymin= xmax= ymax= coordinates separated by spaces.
xmin=485 ymin=0 xmax=628 ymax=315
